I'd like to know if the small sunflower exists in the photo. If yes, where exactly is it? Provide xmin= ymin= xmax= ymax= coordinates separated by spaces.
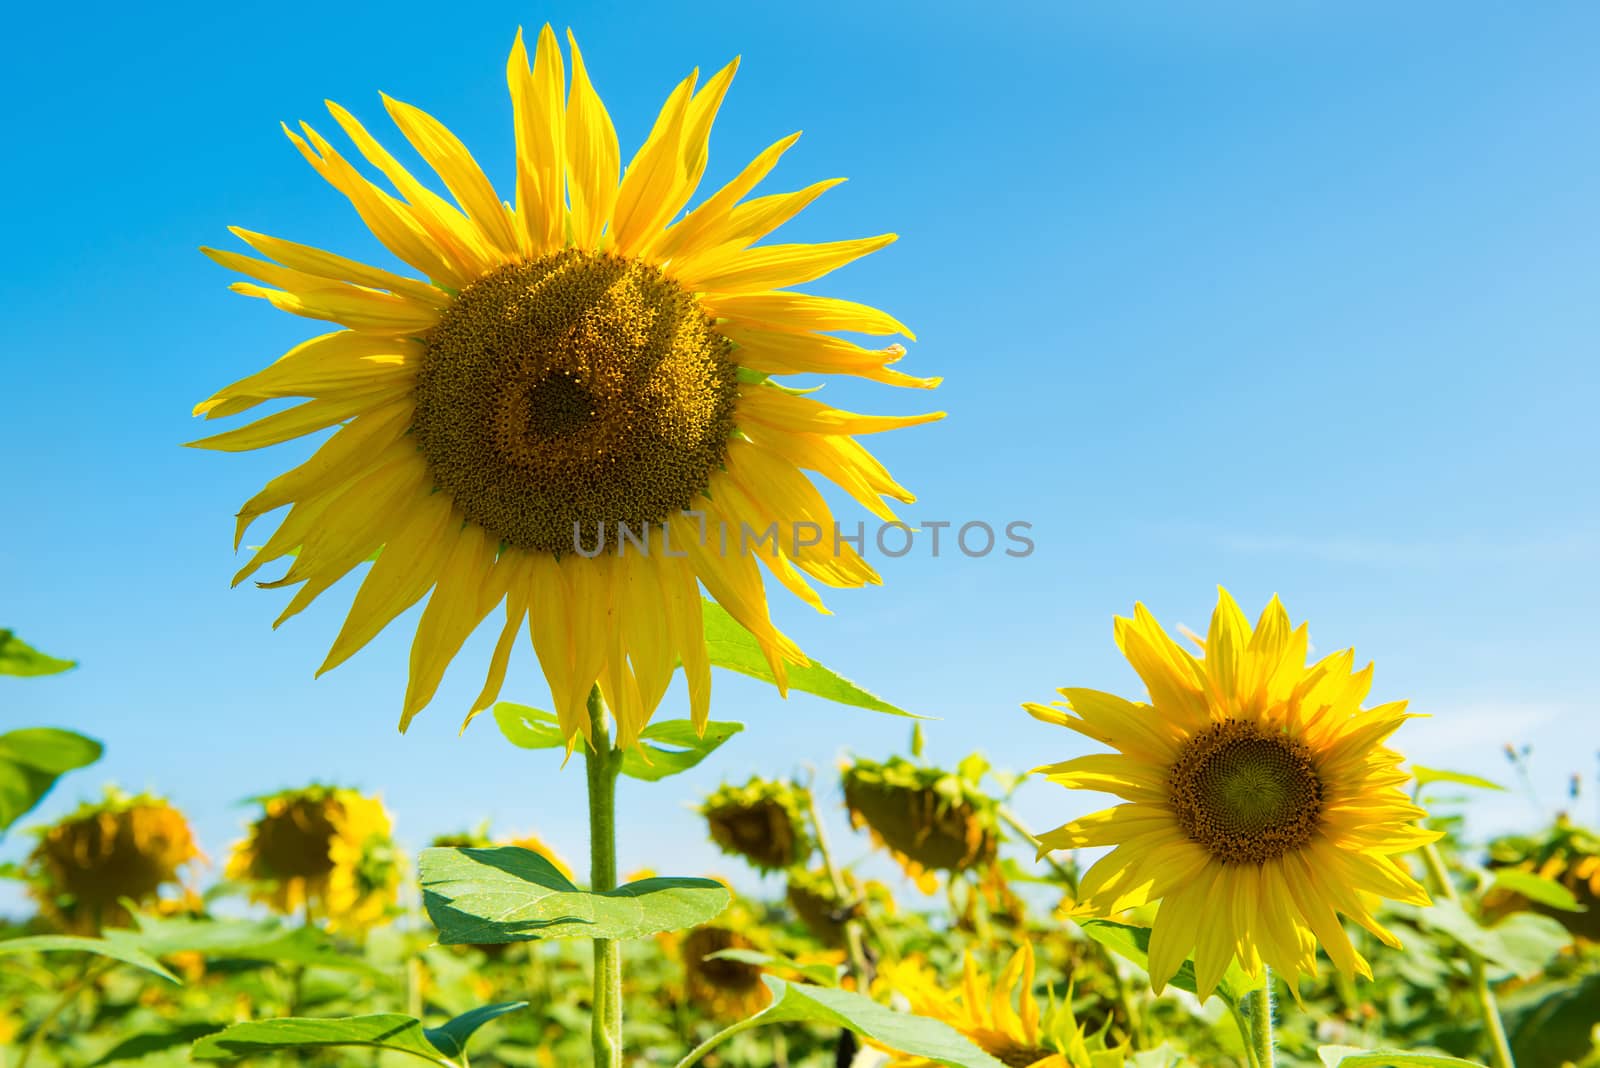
xmin=1483 ymin=815 xmax=1600 ymax=940
xmin=227 ymin=785 xmax=401 ymax=934
xmin=842 ymin=754 xmax=1000 ymax=892
xmin=875 ymin=943 xmax=1127 ymax=1068
xmin=701 ymin=777 xmax=813 ymax=872
xmin=27 ymin=790 xmax=201 ymax=934
xmin=191 ymin=25 xmax=939 ymax=749
xmin=1026 ymin=589 xmax=1440 ymax=998
xmin=676 ymin=922 xmax=772 ymax=1022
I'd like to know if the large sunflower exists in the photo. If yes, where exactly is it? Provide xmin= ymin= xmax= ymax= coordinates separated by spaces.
xmin=1026 ymin=589 xmax=1440 ymax=999
xmin=191 ymin=25 xmax=939 ymax=748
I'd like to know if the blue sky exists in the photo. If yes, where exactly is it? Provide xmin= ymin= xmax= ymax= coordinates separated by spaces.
xmin=3 ymin=2 xmax=1597 ymax=908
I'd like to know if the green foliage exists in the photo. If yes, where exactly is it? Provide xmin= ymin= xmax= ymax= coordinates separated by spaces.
xmin=701 ymin=598 xmax=920 ymax=717
xmin=193 ymin=1014 xmax=457 ymax=1064
xmin=419 ymin=845 xmax=730 ymax=943
xmin=1489 ymin=868 xmax=1585 ymax=912
xmin=0 ymin=629 xmax=76 ymax=677
xmin=1408 ymin=901 xmax=1569 ymax=978
xmin=0 ymin=726 xmax=102 ymax=830
xmin=1080 ymin=919 xmax=1253 ymax=1006
xmin=1410 ymin=766 xmax=1505 ymax=792
xmin=0 ymin=934 xmax=178 ymax=982
xmin=492 ymin=703 xmax=745 ymax=781
xmin=1317 ymin=1047 xmax=1490 ymax=1067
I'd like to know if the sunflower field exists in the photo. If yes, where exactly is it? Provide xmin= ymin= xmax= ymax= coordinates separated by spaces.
xmin=4 ymin=10 xmax=1599 ymax=1068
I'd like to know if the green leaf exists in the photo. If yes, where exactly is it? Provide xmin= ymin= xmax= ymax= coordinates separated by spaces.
xmin=0 ymin=934 xmax=178 ymax=982
xmin=1503 ymin=970 xmax=1600 ymax=1066
xmin=422 ymin=1002 xmax=528 ymax=1058
xmin=420 ymin=846 xmax=730 ymax=943
xmin=1488 ymin=868 xmax=1585 ymax=912
xmin=1410 ymin=766 xmax=1505 ymax=791
xmin=90 ymin=1024 xmax=221 ymax=1066
xmin=1317 ymin=1046 xmax=1490 ymax=1067
xmin=620 ymin=719 xmax=743 ymax=781
xmin=1412 ymin=901 xmax=1569 ymax=978
xmin=116 ymin=912 xmax=383 ymax=974
xmin=0 ymin=727 xmax=102 ymax=830
xmin=702 ymin=599 xmax=920 ymax=718
xmin=1079 ymin=919 xmax=1252 ymax=1006
xmin=704 ymin=946 xmax=842 ymax=988
xmin=492 ymin=703 xmax=567 ymax=750
xmin=192 ymin=1015 xmax=452 ymax=1064
xmin=0 ymin=629 xmax=77 ymax=677
xmin=738 ymin=977 xmax=1007 ymax=1068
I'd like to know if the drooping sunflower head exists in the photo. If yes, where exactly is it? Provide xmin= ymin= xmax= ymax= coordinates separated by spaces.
xmin=1483 ymin=815 xmax=1600 ymax=940
xmin=191 ymin=25 xmax=940 ymax=750
xmin=842 ymin=754 xmax=1000 ymax=890
xmin=227 ymin=785 xmax=400 ymax=934
xmin=1025 ymin=589 xmax=1441 ymax=998
xmin=28 ymin=789 xmax=202 ymax=934
xmin=677 ymin=923 xmax=771 ymax=1021
xmin=874 ymin=943 xmax=1124 ymax=1068
xmin=700 ymin=776 xmax=813 ymax=873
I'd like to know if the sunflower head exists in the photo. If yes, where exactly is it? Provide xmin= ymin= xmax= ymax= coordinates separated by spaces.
xmin=228 ymin=785 xmax=400 ymax=934
xmin=874 ymin=943 xmax=1125 ymax=1068
xmin=1025 ymin=589 xmax=1442 ymax=998
xmin=678 ymin=923 xmax=771 ymax=1021
xmin=192 ymin=24 xmax=940 ymax=750
xmin=842 ymin=754 xmax=1000 ymax=888
xmin=1484 ymin=815 xmax=1600 ymax=940
xmin=700 ymin=777 xmax=813 ymax=873
xmin=27 ymin=789 xmax=201 ymax=934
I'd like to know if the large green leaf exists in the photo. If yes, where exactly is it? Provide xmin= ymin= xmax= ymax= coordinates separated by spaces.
xmin=1079 ymin=919 xmax=1252 ymax=1005
xmin=192 ymin=1015 xmax=451 ymax=1064
xmin=0 ymin=934 xmax=177 ymax=982
xmin=1410 ymin=766 xmax=1504 ymax=792
xmin=90 ymin=1024 xmax=222 ymax=1066
xmin=1317 ymin=1047 xmax=1490 ymax=1067
xmin=1412 ymin=901 xmax=1569 ymax=978
xmin=116 ymin=912 xmax=383 ymax=974
xmin=1488 ymin=868 xmax=1584 ymax=912
xmin=0 ymin=727 xmax=102 ymax=830
xmin=420 ymin=845 xmax=730 ymax=943
xmin=1503 ymin=971 xmax=1600 ymax=1066
xmin=0 ymin=629 xmax=76 ymax=677
xmin=717 ymin=977 xmax=1006 ymax=1068
xmin=620 ymin=718 xmax=744 ymax=781
xmin=422 ymin=1002 xmax=528 ymax=1058
xmin=701 ymin=599 xmax=919 ymax=717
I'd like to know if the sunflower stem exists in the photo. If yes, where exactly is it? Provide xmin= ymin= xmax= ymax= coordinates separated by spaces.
xmin=1420 ymin=842 xmax=1516 ymax=1068
xmin=799 ymin=781 xmax=875 ymax=987
xmin=584 ymin=685 xmax=623 ymax=1068
xmin=1242 ymin=967 xmax=1275 ymax=1068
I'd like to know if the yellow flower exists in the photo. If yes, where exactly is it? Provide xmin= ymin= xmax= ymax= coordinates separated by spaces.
xmin=1026 ymin=589 xmax=1440 ymax=998
xmin=668 ymin=921 xmax=773 ymax=1022
xmin=876 ymin=943 xmax=1125 ymax=1068
xmin=701 ymin=777 xmax=812 ymax=872
xmin=842 ymin=755 xmax=1000 ymax=892
xmin=28 ymin=790 xmax=202 ymax=934
xmin=190 ymin=25 xmax=939 ymax=749
xmin=227 ymin=785 xmax=400 ymax=935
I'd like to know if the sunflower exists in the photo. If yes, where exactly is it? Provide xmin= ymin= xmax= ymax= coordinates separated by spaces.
xmin=227 ymin=785 xmax=400 ymax=934
xmin=27 ymin=790 xmax=202 ymax=934
xmin=875 ymin=943 xmax=1127 ymax=1068
xmin=190 ymin=25 xmax=939 ymax=749
xmin=674 ymin=923 xmax=772 ymax=1021
xmin=1025 ymin=589 xmax=1440 ymax=999
xmin=701 ymin=776 xmax=813 ymax=872
xmin=842 ymin=754 xmax=1000 ymax=892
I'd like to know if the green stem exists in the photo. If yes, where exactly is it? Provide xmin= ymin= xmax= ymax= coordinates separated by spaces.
xmin=585 ymin=685 xmax=623 ymax=1068
xmin=1421 ymin=842 xmax=1515 ymax=1068
xmin=1242 ymin=967 xmax=1274 ymax=1068
xmin=672 ymin=1018 xmax=761 ymax=1068
xmin=800 ymin=784 xmax=874 ymax=988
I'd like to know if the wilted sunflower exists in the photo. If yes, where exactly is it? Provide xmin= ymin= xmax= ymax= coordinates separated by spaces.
xmin=190 ymin=25 xmax=939 ymax=749
xmin=842 ymin=754 xmax=1000 ymax=892
xmin=28 ymin=790 xmax=201 ymax=934
xmin=675 ymin=923 xmax=771 ymax=1021
xmin=227 ymin=785 xmax=400 ymax=934
xmin=1026 ymin=589 xmax=1440 ymax=998
xmin=1483 ymin=815 xmax=1600 ymax=941
xmin=701 ymin=777 xmax=813 ymax=872
xmin=876 ymin=943 xmax=1127 ymax=1068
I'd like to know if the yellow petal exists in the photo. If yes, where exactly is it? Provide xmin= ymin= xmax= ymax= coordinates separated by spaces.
xmin=508 ymin=26 xmax=568 ymax=255
xmin=562 ymin=29 xmax=618 ymax=250
xmin=675 ymin=234 xmax=897 ymax=294
xmin=381 ymin=93 xmax=521 ymax=258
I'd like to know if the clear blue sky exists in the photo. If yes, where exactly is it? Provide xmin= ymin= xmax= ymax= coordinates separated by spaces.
xmin=4 ymin=2 xmax=1597 ymax=907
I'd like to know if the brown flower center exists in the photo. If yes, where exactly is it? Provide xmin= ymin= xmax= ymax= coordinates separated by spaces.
xmin=1168 ymin=720 xmax=1324 ymax=864
xmin=413 ymin=250 xmax=738 ymax=554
